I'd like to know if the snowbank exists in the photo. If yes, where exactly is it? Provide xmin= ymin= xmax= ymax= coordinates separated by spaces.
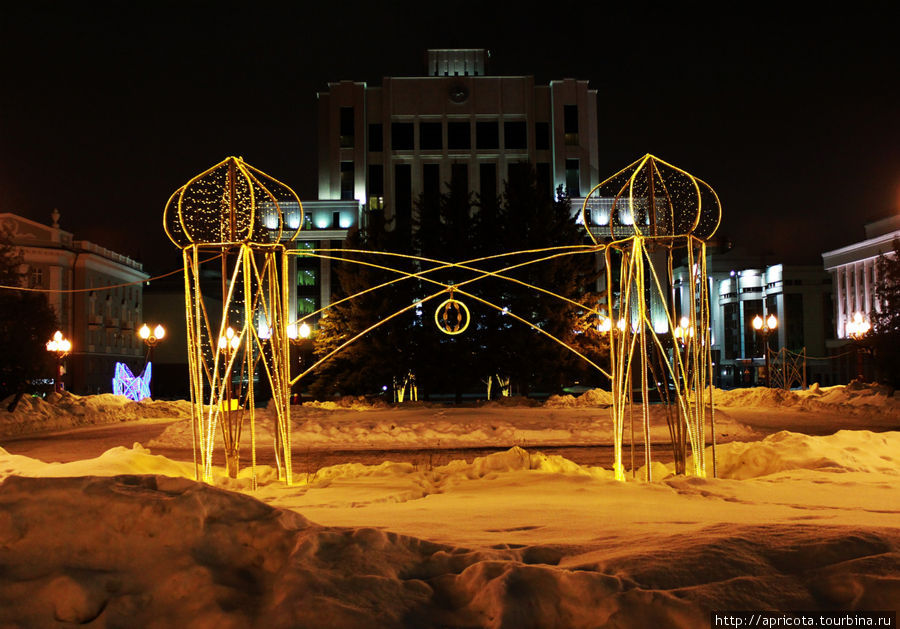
xmin=0 ymin=392 xmax=191 ymax=438
xmin=711 ymin=381 xmax=900 ymax=414
xmin=545 ymin=388 xmax=614 ymax=408
xmin=4 ymin=383 xmax=898 ymax=455
xmin=709 ymin=429 xmax=900 ymax=480
xmin=2 ymin=430 xmax=899 ymax=627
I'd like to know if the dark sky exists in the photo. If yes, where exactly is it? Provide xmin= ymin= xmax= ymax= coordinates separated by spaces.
xmin=2 ymin=2 xmax=897 ymax=274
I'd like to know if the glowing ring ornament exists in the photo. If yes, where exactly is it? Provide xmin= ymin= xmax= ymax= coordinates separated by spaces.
xmin=434 ymin=298 xmax=470 ymax=335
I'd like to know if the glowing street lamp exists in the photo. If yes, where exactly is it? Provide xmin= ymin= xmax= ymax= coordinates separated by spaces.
xmin=598 ymin=315 xmax=628 ymax=335
xmin=286 ymin=321 xmax=312 ymax=342
xmin=752 ymin=313 xmax=778 ymax=387
xmin=598 ymin=314 xmax=612 ymax=334
xmin=845 ymin=312 xmax=871 ymax=380
xmin=138 ymin=323 xmax=166 ymax=347
xmin=845 ymin=311 xmax=870 ymax=339
xmin=218 ymin=326 xmax=242 ymax=352
xmin=673 ymin=316 xmax=694 ymax=345
xmin=136 ymin=323 xmax=166 ymax=397
xmin=45 ymin=330 xmax=72 ymax=393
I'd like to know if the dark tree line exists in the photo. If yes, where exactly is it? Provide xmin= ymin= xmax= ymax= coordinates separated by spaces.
xmin=310 ymin=167 xmax=607 ymax=400
xmin=870 ymin=238 xmax=900 ymax=388
xmin=0 ymin=228 xmax=58 ymax=401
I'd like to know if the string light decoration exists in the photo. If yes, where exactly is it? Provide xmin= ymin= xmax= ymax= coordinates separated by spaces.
xmin=285 ymin=244 xmax=613 ymax=395
xmin=113 ymin=362 xmax=151 ymax=401
xmin=164 ymin=154 xmax=720 ymax=486
xmin=434 ymin=291 xmax=470 ymax=335
xmin=164 ymin=156 xmax=303 ymax=486
xmin=581 ymin=154 xmax=722 ymax=481
xmin=281 ymin=155 xmax=719 ymax=482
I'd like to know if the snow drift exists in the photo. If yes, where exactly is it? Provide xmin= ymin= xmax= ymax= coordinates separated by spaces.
xmin=2 ymin=472 xmax=897 ymax=629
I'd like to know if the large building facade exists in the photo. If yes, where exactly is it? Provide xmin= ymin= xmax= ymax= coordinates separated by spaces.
xmin=317 ymin=49 xmax=598 ymax=223
xmin=822 ymin=215 xmax=900 ymax=339
xmin=294 ymin=49 xmax=600 ymax=326
xmin=821 ymin=215 xmax=899 ymax=382
xmin=674 ymin=250 xmax=834 ymax=387
xmin=1 ymin=211 xmax=149 ymax=394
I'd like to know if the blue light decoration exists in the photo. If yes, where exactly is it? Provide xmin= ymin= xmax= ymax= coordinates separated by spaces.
xmin=113 ymin=362 xmax=152 ymax=401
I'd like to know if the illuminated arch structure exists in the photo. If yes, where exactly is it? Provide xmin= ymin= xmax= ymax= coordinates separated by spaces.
xmin=167 ymin=154 xmax=720 ymax=486
xmin=581 ymin=154 xmax=722 ymax=480
xmin=165 ymin=156 xmax=302 ymax=486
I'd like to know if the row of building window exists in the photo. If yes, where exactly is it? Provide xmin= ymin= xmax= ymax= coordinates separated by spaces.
xmin=348 ymin=160 xmax=572 ymax=207
xmin=335 ymin=159 xmax=581 ymax=205
xmin=340 ymin=111 xmax=566 ymax=153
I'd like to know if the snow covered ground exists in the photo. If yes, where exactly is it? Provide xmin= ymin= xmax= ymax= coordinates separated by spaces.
xmin=1 ymin=384 xmax=898 ymax=627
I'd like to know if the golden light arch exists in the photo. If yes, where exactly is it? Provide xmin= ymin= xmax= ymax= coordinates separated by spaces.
xmin=580 ymin=154 xmax=723 ymax=480
xmin=165 ymin=156 xmax=302 ymax=487
xmin=166 ymin=154 xmax=722 ymax=486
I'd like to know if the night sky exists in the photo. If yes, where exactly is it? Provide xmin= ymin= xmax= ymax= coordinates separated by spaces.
xmin=2 ymin=2 xmax=897 ymax=274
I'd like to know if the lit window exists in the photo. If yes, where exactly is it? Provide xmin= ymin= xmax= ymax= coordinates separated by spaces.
xmin=298 ymin=269 xmax=317 ymax=287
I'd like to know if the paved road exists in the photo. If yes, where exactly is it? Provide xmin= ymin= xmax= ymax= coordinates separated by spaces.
xmin=1 ymin=418 xmax=672 ymax=470
xmin=1 ymin=419 xmax=180 ymax=463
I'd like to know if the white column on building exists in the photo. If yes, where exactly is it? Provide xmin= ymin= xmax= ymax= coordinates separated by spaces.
xmin=872 ymin=260 xmax=880 ymax=313
xmin=862 ymin=260 xmax=872 ymax=314
xmin=844 ymin=266 xmax=853 ymax=333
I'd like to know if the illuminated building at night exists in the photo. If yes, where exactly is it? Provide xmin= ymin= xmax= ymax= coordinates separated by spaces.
xmin=0 ymin=211 xmax=148 ymax=393
xmin=317 ymin=48 xmax=597 ymax=226
xmin=822 ymin=215 xmax=900 ymax=339
xmin=673 ymin=251 xmax=834 ymax=387
xmin=295 ymin=49 xmax=599 ymax=323
xmin=822 ymin=215 xmax=900 ymax=381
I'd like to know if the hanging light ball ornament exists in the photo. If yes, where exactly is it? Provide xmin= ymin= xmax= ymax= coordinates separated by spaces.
xmin=163 ymin=156 xmax=304 ymax=247
xmin=434 ymin=293 xmax=470 ymax=335
xmin=579 ymin=154 xmax=722 ymax=245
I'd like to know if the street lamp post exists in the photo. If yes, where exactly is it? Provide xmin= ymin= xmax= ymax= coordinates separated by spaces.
xmin=845 ymin=311 xmax=871 ymax=381
xmin=138 ymin=323 xmax=166 ymax=397
xmin=673 ymin=316 xmax=694 ymax=346
xmin=138 ymin=323 xmax=166 ymax=362
xmin=45 ymin=330 xmax=72 ymax=393
xmin=217 ymin=326 xmax=243 ymax=478
xmin=752 ymin=313 xmax=778 ymax=387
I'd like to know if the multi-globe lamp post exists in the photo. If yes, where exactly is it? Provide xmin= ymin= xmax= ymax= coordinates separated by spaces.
xmin=845 ymin=311 xmax=871 ymax=380
xmin=597 ymin=314 xmax=627 ymax=335
xmin=45 ymin=330 xmax=71 ymax=393
xmin=138 ymin=323 xmax=166 ymax=360
xmin=673 ymin=316 xmax=695 ymax=346
xmin=138 ymin=323 xmax=166 ymax=397
xmin=752 ymin=313 xmax=778 ymax=387
xmin=217 ymin=326 xmax=242 ymax=406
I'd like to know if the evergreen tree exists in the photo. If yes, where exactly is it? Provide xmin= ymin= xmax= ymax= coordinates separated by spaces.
xmin=0 ymin=228 xmax=58 ymax=400
xmin=410 ymin=173 xmax=485 ymax=400
xmin=310 ymin=168 xmax=607 ymax=399
xmin=870 ymin=238 xmax=900 ymax=387
xmin=309 ymin=211 xmax=415 ymax=398
xmin=479 ymin=171 xmax=603 ymax=394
